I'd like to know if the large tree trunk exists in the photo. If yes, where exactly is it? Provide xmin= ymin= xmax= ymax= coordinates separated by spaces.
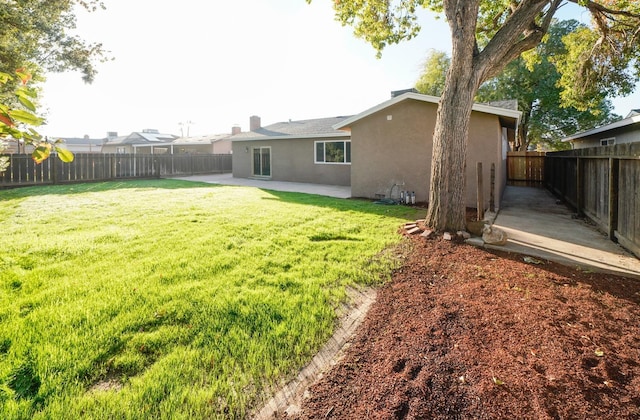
xmin=424 ymin=73 xmax=478 ymax=232
xmin=424 ymin=0 xmax=552 ymax=232
xmin=424 ymin=1 xmax=481 ymax=232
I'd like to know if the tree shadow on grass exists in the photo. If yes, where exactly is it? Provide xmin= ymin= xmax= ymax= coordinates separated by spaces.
xmin=3 ymin=178 xmax=425 ymax=219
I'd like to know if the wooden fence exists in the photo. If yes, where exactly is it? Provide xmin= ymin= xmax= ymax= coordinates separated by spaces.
xmin=0 ymin=153 xmax=232 ymax=187
xmin=507 ymin=151 xmax=545 ymax=185
xmin=545 ymin=143 xmax=640 ymax=258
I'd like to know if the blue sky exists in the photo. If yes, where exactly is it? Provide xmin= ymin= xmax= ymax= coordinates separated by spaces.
xmin=39 ymin=0 xmax=639 ymax=139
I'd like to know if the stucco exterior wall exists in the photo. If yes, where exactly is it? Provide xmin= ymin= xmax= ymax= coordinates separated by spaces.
xmin=349 ymin=100 xmax=506 ymax=209
xmin=232 ymin=137 xmax=351 ymax=186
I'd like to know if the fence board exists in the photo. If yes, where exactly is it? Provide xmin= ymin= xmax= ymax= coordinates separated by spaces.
xmin=1 ymin=153 xmax=232 ymax=188
xmin=507 ymin=151 xmax=545 ymax=185
xmin=546 ymin=143 xmax=640 ymax=259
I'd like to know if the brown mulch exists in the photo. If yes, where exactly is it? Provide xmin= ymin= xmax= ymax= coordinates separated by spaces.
xmin=291 ymin=234 xmax=640 ymax=419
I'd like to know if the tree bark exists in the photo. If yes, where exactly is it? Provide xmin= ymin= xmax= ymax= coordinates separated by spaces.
xmin=424 ymin=0 xmax=481 ymax=232
xmin=425 ymin=0 xmax=556 ymax=232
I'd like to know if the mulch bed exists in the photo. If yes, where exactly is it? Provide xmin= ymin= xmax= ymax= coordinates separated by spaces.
xmin=291 ymin=234 xmax=640 ymax=419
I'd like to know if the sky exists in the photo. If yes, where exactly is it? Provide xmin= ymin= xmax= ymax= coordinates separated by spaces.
xmin=39 ymin=0 xmax=640 ymax=139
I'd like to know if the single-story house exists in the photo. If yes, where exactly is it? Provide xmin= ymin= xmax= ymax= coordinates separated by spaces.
xmin=230 ymin=92 xmax=521 ymax=208
xmin=1 ymin=135 xmax=104 ymax=154
xmin=231 ymin=115 xmax=352 ymax=186
xmin=101 ymin=129 xmax=178 ymax=154
xmin=171 ymin=130 xmax=235 ymax=155
xmin=562 ymin=110 xmax=640 ymax=149
xmin=59 ymin=136 xmax=105 ymax=153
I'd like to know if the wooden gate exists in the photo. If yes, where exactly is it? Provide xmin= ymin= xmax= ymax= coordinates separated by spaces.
xmin=507 ymin=151 xmax=545 ymax=185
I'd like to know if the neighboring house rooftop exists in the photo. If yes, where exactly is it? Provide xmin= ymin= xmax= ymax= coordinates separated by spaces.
xmin=231 ymin=116 xmax=352 ymax=141
xmin=59 ymin=137 xmax=104 ymax=145
xmin=333 ymin=92 xmax=522 ymax=130
xmin=625 ymin=109 xmax=640 ymax=118
xmin=562 ymin=113 xmax=640 ymax=143
xmin=105 ymin=130 xmax=177 ymax=145
xmin=172 ymin=134 xmax=230 ymax=145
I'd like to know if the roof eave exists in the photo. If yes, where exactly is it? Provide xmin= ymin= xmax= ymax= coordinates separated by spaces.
xmin=562 ymin=115 xmax=640 ymax=142
xmin=231 ymin=132 xmax=350 ymax=142
xmin=333 ymin=92 xmax=522 ymax=130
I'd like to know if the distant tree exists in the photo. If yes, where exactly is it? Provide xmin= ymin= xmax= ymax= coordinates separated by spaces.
xmin=415 ymin=21 xmax=622 ymax=152
xmin=313 ymin=0 xmax=640 ymax=232
xmin=415 ymin=50 xmax=450 ymax=97
xmin=476 ymin=19 xmax=621 ymax=151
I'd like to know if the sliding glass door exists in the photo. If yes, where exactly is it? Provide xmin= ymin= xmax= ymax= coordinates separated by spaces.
xmin=252 ymin=146 xmax=271 ymax=177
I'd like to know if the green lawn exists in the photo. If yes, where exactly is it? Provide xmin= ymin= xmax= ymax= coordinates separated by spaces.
xmin=0 ymin=179 xmax=422 ymax=419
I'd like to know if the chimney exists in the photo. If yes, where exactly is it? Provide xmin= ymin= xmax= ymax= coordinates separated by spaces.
xmin=231 ymin=125 xmax=241 ymax=135
xmin=250 ymin=115 xmax=261 ymax=131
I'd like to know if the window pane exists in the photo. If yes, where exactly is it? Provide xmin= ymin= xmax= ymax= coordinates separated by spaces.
xmin=253 ymin=148 xmax=261 ymax=175
xmin=325 ymin=141 xmax=345 ymax=163
xmin=316 ymin=142 xmax=324 ymax=162
xmin=346 ymin=142 xmax=351 ymax=163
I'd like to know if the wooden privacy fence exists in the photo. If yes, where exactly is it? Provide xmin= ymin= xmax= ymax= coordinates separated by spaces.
xmin=1 ymin=153 xmax=232 ymax=187
xmin=507 ymin=151 xmax=545 ymax=185
xmin=545 ymin=143 xmax=640 ymax=259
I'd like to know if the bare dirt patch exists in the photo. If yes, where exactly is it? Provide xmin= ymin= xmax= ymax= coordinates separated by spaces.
xmin=284 ymin=235 xmax=640 ymax=419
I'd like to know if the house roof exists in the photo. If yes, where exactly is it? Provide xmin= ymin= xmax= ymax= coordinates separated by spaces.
xmin=105 ymin=131 xmax=177 ymax=145
xmin=333 ymin=92 xmax=522 ymax=130
xmin=59 ymin=137 xmax=104 ymax=145
xmin=562 ymin=114 xmax=640 ymax=143
xmin=172 ymin=134 xmax=230 ymax=145
xmin=230 ymin=116 xmax=352 ymax=142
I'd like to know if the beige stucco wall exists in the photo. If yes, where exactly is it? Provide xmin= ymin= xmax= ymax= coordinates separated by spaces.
xmin=349 ymin=100 xmax=506 ymax=209
xmin=232 ymin=137 xmax=351 ymax=186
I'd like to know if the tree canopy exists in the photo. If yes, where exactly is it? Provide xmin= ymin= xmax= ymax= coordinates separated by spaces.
xmin=0 ymin=1 xmax=106 ymax=168
xmin=0 ymin=0 xmax=108 ymax=84
xmin=315 ymin=0 xmax=640 ymax=231
xmin=415 ymin=20 xmax=623 ymax=151
xmin=415 ymin=50 xmax=450 ymax=97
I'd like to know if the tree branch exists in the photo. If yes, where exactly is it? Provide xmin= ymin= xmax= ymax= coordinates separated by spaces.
xmin=475 ymin=0 xmax=563 ymax=83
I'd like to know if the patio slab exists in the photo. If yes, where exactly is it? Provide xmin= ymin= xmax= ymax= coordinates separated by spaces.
xmin=490 ymin=186 xmax=640 ymax=279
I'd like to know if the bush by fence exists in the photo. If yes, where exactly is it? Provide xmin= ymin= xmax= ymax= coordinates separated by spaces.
xmin=0 ymin=153 xmax=232 ymax=187
xmin=545 ymin=143 xmax=640 ymax=259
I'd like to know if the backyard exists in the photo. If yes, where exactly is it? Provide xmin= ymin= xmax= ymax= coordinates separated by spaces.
xmin=0 ymin=180 xmax=423 ymax=419
xmin=294 ymin=235 xmax=640 ymax=419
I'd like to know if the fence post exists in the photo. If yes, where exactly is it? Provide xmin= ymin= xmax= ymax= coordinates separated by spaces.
xmin=576 ymin=157 xmax=583 ymax=216
xmin=490 ymin=163 xmax=495 ymax=212
xmin=51 ymin=158 xmax=57 ymax=185
xmin=608 ymin=158 xmax=619 ymax=242
xmin=476 ymin=162 xmax=484 ymax=221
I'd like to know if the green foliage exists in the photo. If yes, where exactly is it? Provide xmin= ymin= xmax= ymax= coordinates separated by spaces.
xmin=415 ymin=20 xmax=622 ymax=151
xmin=0 ymin=0 xmax=109 ymax=83
xmin=0 ymin=180 xmax=422 ymax=418
xmin=0 ymin=71 xmax=74 ymax=170
xmin=415 ymin=49 xmax=450 ymax=96
xmin=477 ymin=19 xmax=622 ymax=150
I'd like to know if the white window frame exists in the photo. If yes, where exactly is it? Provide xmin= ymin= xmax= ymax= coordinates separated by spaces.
xmin=600 ymin=137 xmax=615 ymax=146
xmin=314 ymin=140 xmax=351 ymax=165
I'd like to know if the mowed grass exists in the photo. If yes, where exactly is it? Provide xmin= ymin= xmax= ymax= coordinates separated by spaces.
xmin=0 ymin=179 xmax=422 ymax=419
